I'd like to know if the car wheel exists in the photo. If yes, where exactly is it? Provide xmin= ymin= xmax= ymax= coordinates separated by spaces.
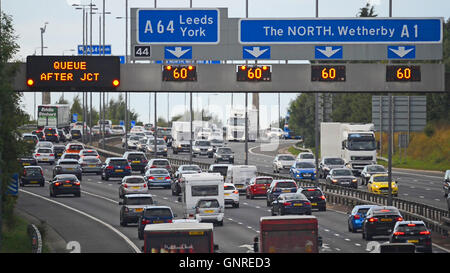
xmin=235 ymin=203 xmax=239 ymax=208
xmin=75 ymin=192 xmax=81 ymax=197
xmin=245 ymin=192 xmax=249 ymax=199
xmin=105 ymin=175 xmax=109 ymax=181
xmin=138 ymin=231 xmax=143 ymax=240
xmin=271 ymin=207 xmax=276 ymax=216
xmin=217 ymin=220 xmax=223 ymax=226
xmin=40 ymin=182 xmax=44 ymax=187
xmin=348 ymin=223 xmax=352 ymax=232
xmin=266 ymin=200 xmax=271 ymax=207
xmin=279 ymin=207 xmax=284 ymax=216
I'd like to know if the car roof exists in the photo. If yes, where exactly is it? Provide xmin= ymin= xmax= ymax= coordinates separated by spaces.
xmin=150 ymin=158 xmax=169 ymax=162
xmin=59 ymin=159 xmax=79 ymax=162
xmin=24 ymin=165 xmax=42 ymax=169
xmin=396 ymin=220 xmax=425 ymax=225
xmin=124 ymin=194 xmax=153 ymax=198
xmin=108 ymin=157 xmax=128 ymax=160
xmin=372 ymin=173 xmax=388 ymax=177
xmin=224 ymin=183 xmax=235 ymax=187
xmin=148 ymin=168 xmax=169 ymax=171
xmin=279 ymin=193 xmax=306 ymax=198
xmin=54 ymin=174 xmax=78 ymax=179
xmin=143 ymin=205 xmax=172 ymax=210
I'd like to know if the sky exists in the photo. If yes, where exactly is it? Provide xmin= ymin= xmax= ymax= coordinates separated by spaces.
xmin=2 ymin=0 xmax=449 ymax=126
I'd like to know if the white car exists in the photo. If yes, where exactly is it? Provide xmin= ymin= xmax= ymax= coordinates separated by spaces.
xmin=273 ymin=154 xmax=296 ymax=173
xmin=266 ymin=128 xmax=286 ymax=139
xmin=111 ymin=125 xmax=125 ymax=135
xmin=118 ymin=176 xmax=148 ymax=198
xmin=194 ymin=198 xmax=224 ymax=226
xmin=296 ymin=152 xmax=316 ymax=164
xmin=224 ymin=183 xmax=239 ymax=208
xmin=33 ymin=147 xmax=55 ymax=165
xmin=36 ymin=141 xmax=54 ymax=149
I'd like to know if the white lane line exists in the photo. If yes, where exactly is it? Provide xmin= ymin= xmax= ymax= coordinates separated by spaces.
xmin=393 ymin=170 xmax=442 ymax=180
xmin=20 ymin=189 xmax=141 ymax=253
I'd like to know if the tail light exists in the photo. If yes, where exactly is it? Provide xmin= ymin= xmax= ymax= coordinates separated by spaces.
xmin=304 ymin=202 xmax=311 ymax=206
xmin=283 ymin=202 xmax=292 ymax=206
xmin=149 ymin=176 xmax=155 ymax=180
xmin=393 ymin=231 xmax=405 ymax=236
xmin=396 ymin=217 xmax=404 ymax=222
xmin=407 ymin=223 xmax=416 ymax=227
xmin=165 ymin=176 xmax=171 ymax=180
xmin=354 ymin=214 xmax=361 ymax=220
xmin=123 ymin=184 xmax=128 ymax=188
xmin=142 ymin=219 xmax=150 ymax=225
xmin=420 ymin=231 xmax=431 ymax=235
xmin=74 ymin=181 xmax=81 ymax=186
xmin=54 ymin=182 xmax=61 ymax=187
xmin=167 ymin=219 xmax=172 ymax=223
xmin=106 ymin=166 xmax=114 ymax=170
xmin=368 ymin=217 xmax=378 ymax=223
xmin=143 ymin=184 xmax=147 ymax=188
xmin=151 ymin=165 xmax=156 ymax=168
xmin=233 ymin=190 xmax=239 ymax=194
xmin=320 ymin=195 xmax=326 ymax=200
xmin=166 ymin=165 xmax=171 ymax=169
xmin=23 ymin=169 xmax=27 ymax=176
xmin=125 ymin=166 xmax=132 ymax=170
xmin=35 ymin=154 xmax=41 ymax=156
xmin=50 ymin=154 xmax=54 ymax=157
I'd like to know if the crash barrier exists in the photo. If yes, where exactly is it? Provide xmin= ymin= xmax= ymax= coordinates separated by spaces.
xmin=28 ymin=224 xmax=43 ymax=253
xmin=88 ymin=139 xmax=450 ymax=236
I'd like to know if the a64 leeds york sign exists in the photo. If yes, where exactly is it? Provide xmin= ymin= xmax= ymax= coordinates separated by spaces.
xmin=26 ymin=56 xmax=120 ymax=91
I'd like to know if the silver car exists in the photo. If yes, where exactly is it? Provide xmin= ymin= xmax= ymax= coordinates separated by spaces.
xmin=53 ymin=159 xmax=83 ymax=180
xmin=273 ymin=154 xmax=296 ymax=173
xmin=119 ymin=176 xmax=148 ymax=198
xmin=195 ymin=198 xmax=224 ymax=226
xmin=34 ymin=147 xmax=55 ymax=165
xmin=119 ymin=194 xmax=155 ymax=226
xmin=361 ymin=164 xmax=388 ymax=185
xmin=146 ymin=138 xmax=168 ymax=156
xmin=79 ymin=156 xmax=103 ymax=175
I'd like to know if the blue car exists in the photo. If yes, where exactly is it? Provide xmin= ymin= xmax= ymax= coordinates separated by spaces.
xmin=101 ymin=157 xmax=132 ymax=181
xmin=290 ymin=161 xmax=317 ymax=181
xmin=347 ymin=205 xmax=375 ymax=233
xmin=137 ymin=206 xmax=175 ymax=240
xmin=145 ymin=168 xmax=172 ymax=189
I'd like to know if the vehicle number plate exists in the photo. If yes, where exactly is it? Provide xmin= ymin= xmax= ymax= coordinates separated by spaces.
xmin=132 ymin=186 xmax=140 ymax=189
xmin=63 ymin=184 xmax=72 ymax=187
xmin=23 ymin=163 xmax=30 ymax=166
xmin=294 ymin=203 xmax=302 ymax=206
xmin=132 ymin=161 xmax=140 ymax=163
xmin=153 ymin=220 xmax=163 ymax=223
xmin=135 ymin=208 xmax=143 ymax=212
xmin=224 ymin=193 xmax=230 ymax=196
xmin=115 ymin=170 xmax=123 ymax=172
xmin=42 ymin=158 xmax=48 ymax=161
xmin=283 ymin=189 xmax=291 ymax=193
xmin=30 ymin=181 xmax=39 ymax=184
xmin=204 ymin=210 xmax=214 ymax=213
xmin=158 ymin=177 xmax=163 ymax=180
xmin=311 ymin=203 xmax=318 ymax=206
xmin=407 ymin=240 xmax=419 ymax=243
xmin=381 ymin=218 xmax=392 ymax=222
xmin=67 ymin=168 xmax=74 ymax=170
xmin=236 ymin=185 xmax=243 ymax=188
xmin=88 ymin=165 xmax=96 ymax=168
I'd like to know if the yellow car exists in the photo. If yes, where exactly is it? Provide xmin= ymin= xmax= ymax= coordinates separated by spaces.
xmin=367 ymin=174 xmax=398 ymax=196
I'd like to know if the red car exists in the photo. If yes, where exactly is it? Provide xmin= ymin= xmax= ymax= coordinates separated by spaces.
xmin=246 ymin=176 xmax=273 ymax=199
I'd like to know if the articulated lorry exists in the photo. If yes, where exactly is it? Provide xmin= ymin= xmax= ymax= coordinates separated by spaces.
xmin=226 ymin=108 xmax=257 ymax=142
xmin=37 ymin=104 xmax=70 ymax=129
xmin=320 ymin=122 xmax=378 ymax=176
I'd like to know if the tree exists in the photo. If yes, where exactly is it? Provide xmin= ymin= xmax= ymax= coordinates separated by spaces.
xmin=287 ymin=94 xmax=315 ymax=147
xmin=0 ymin=11 xmax=31 ymax=246
xmin=357 ymin=2 xmax=378 ymax=17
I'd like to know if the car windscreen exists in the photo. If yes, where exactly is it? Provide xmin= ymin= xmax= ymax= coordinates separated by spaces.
xmin=356 ymin=208 xmax=371 ymax=216
xmin=44 ymin=128 xmax=57 ymax=134
xmin=279 ymin=155 xmax=295 ymax=161
xmin=396 ymin=224 xmax=427 ymax=233
xmin=59 ymin=161 xmax=79 ymax=165
xmin=152 ymin=160 xmax=169 ymax=166
xmin=182 ymin=166 xmax=200 ymax=171
xmin=256 ymin=178 xmax=272 ymax=185
xmin=301 ymin=189 xmax=322 ymax=197
xmin=64 ymin=154 xmax=80 ymax=159
xmin=127 ymin=154 xmax=146 ymax=160
xmin=333 ymin=170 xmax=353 ymax=176
xmin=71 ymin=130 xmax=81 ymax=134
xmin=210 ymin=139 xmax=223 ymax=144
xmin=82 ymin=157 xmax=100 ymax=163
xmin=150 ymin=169 xmax=169 ymax=175
xmin=324 ymin=158 xmax=345 ymax=165
xmin=195 ymin=141 xmax=211 ymax=146
xmin=23 ymin=136 xmax=36 ymax=141
xmin=110 ymin=160 xmax=129 ymax=166
xmin=197 ymin=199 xmax=220 ymax=208
xmin=56 ymin=177 xmax=77 ymax=182
xmin=191 ymin=185 xmax=218 ymax=196
xmin=25 ymin=168 xmax=42 ymax=176
xmin=149 ymin=139 xmax=166 ymax=145
xmin=373 ymin=176 xmax=389 ymax=182
xmin=124 ymin=177 xmax=145 ymax=184
xmin=224 ymin=185 xmax=235 ymax=191
xmin=68 ymin=145 xmax=83 ymax=150
xmin=144 ymin=208 xmax=172 ymax=218
xmin=300 ymin=154 xmax=314 ymax=159
xmin=217 ymin=148 xmax=232 ymax=154
xmin=126 ymin=197 xmax=153 ymax=206
xmin=368 ymin=166 xmax=386 ymax=172
xmin=275 ymin=182 xmax=297 ymax=188
xmin=130 ymin=136 xmax=140 ymax=141
xmin=82 ymin=150 xmax=98 ymax=155
xmin=295 ymin=162 xmax=315 ymax=169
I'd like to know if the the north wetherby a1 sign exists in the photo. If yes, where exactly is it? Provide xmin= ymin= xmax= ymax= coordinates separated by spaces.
xmin=239 ymin=18 xmax=443 ymax=44
xmin=137 ymin=9 xmax=220 ymax=44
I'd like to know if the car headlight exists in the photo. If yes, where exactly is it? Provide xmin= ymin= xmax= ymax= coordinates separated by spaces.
xmin=208 ymin=148 xmax=213 ymax=151
xmin=164 ymin=148 xmax=168 ymax=151
xmin=193 ymin=148 xmax=200 ymax=151
xmin=352 ymin=179 xmax=358 ymax=183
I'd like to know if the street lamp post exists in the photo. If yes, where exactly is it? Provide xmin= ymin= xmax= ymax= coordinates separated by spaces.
xmin=40 ymin=22 xmax=50 ymax=104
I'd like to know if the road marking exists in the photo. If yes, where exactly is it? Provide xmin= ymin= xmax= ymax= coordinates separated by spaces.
xmin=419 ymin=196 xmax=425 ymax=199
xmin=355 ymin=243 xmax=361 ymax=247
xmin=20 ymin=189 xmax=141 ymax=253
xmin=345 ymin=238 xmax=351 ymax=242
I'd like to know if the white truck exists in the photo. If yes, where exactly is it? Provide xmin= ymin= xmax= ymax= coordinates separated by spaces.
xmin=179 ymin=173 xmax=224 ymax=221
xmin=226 ymin=108 xmax=257 ymax=142
xmin=224 ymin=165 xmax=258 ymax=194
xmin=171 ymin=121 xmax=192 ymax=154
xmin=320 ymin=122 xmax=378 ymax=176
xmin=37 ymin=104 xmax=70 ymax=129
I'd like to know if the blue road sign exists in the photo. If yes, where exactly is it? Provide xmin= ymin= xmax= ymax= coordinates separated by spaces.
xmin=72 ymin=113 xmax=78 ymax=123
xmin=119 ymin=120 xmax=124 ymax=126
xmin=137 ymin=9 xmax=220 ymax=44
xmin=131 ymin=120 xmax=136 ymax=128
xmin=78 ymin=45 xmax=112 ymax=55
xmin=315 ymin=46 xmax=343 ymax=59
xmin=387 ymin=45 xmax=416 ymax=59
xmin=239 ymin=18 xmax=442 ymax=44
xmin=165 ymin=46 xmax=192 ymax=59
xmin=243 ymin=46 xmax=271 ymax=59
xmin=119 ymin=56 xmax=125 ymax=64
xmin=7 ymin=173 xmax=19 ymax=196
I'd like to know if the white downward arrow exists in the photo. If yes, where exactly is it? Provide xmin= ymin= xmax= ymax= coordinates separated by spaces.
xmin=166 ymin=47 xmax=191 ymax=58
xmin=389 ymin=46 xmax=414 ymax=58
xmin=317 ymin=46 xmax=341 ymax=58
xmin=244 ymin=47 xmax=269 ymax=58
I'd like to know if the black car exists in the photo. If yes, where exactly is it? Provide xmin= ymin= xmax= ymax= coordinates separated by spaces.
xmin=49 ymin=174 xmax=81 ymax=197
xmin=53 ymin=159 xmax=83 ymax=181
xmin=318 ymin=157 xmax=345 ymax=179
xmin=19 ymin=156 xmax=38 ymax=166
xmin=119 ymin=194 xmax=154 ymax=226
xmin=362 ymin=205 xmax=403 ymax=240
xmin=20 ymin=166 xmax=45 ymax=187
xmin=389 ymin=220 xmax=432 ymax=253
xmin=213 ymin=147 xmax=234 ymax=163
xmin=271 ymin=193 xmax=312 ymax=216
xmin=444 ymin=169 xmax=450 ymax=197
xmin=43 ymin=126 xmax=60 ymax=143
xmin=266 ymin=180 xmax=298 ymax=207
xmin=70 ymin=128 xmax=82 ymax=140
xmin=52 ymin=145 xmax=66 ymax=159
xmin=123 ymin=151 xmax=148 ymax=173
xmin=326 ymin=168 xmax=358 ymax=189
xmin=297 ymin=186 xmax=326 ymax=211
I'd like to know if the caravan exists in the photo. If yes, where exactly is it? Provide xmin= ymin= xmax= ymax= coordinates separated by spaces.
xmin=180 ymin=173 xmax=224 ymax=224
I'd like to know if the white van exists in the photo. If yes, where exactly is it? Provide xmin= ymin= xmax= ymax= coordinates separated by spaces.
xmin=225 ymin=165 xmax=257 ymax=194
xmin=180 ymin=173 xmax=224 ymax=220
